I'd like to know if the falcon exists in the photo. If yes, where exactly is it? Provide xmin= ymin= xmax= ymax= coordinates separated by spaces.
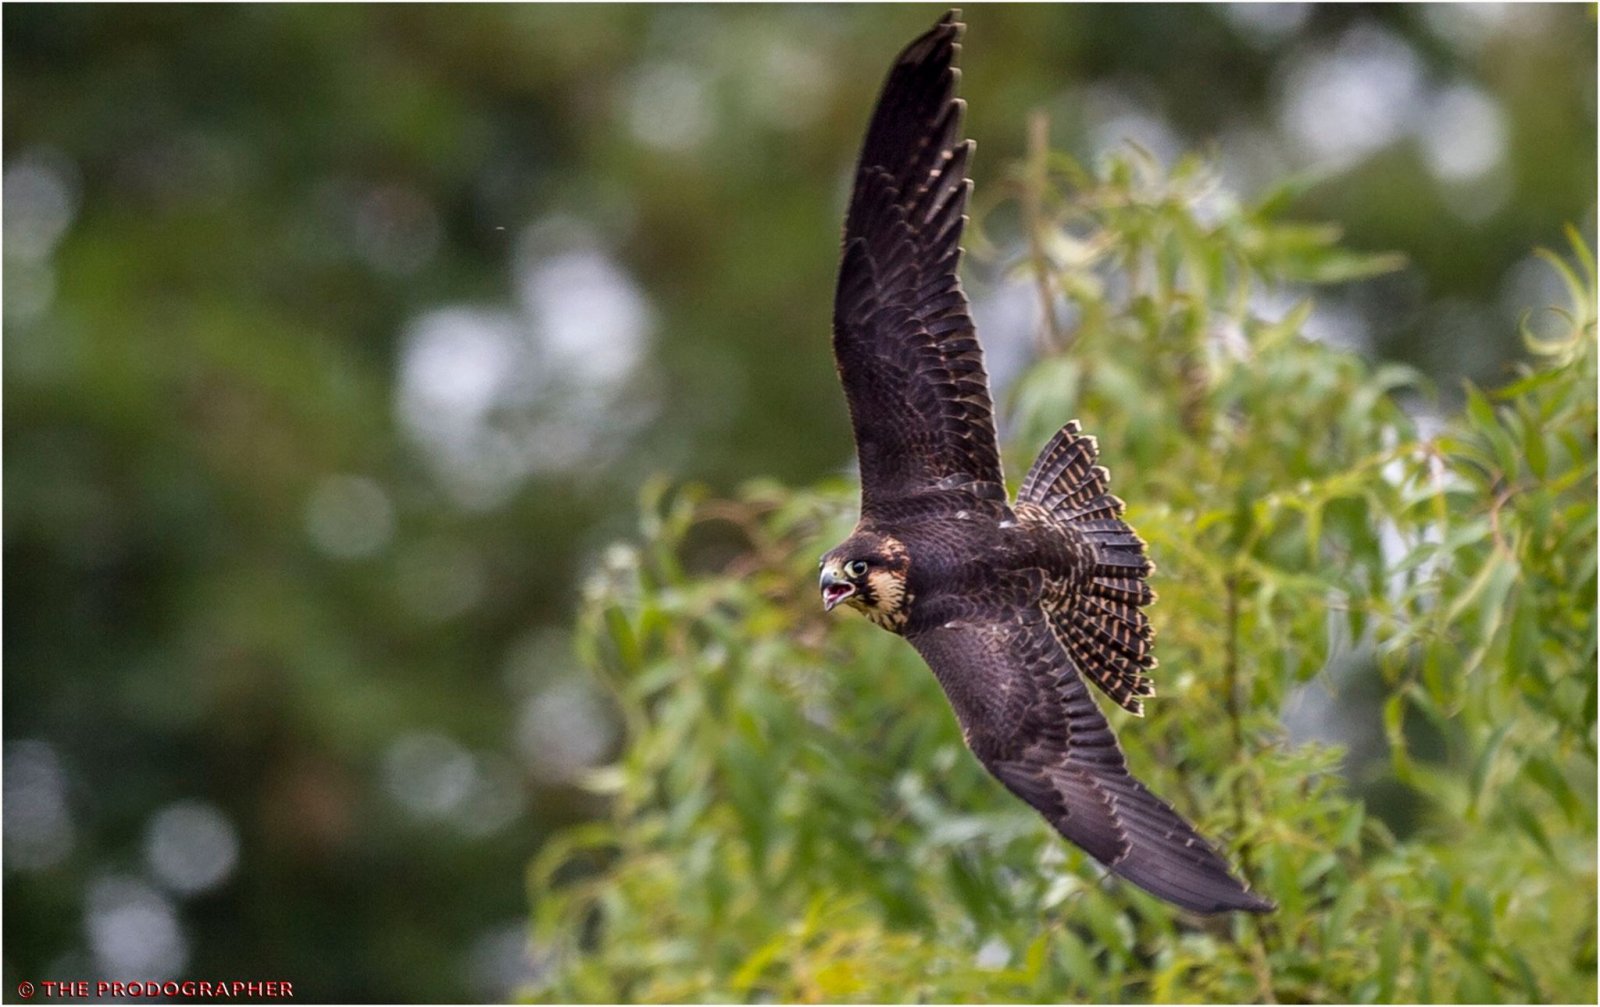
xmin=818 ymin=10 xmax=1273 ymax=915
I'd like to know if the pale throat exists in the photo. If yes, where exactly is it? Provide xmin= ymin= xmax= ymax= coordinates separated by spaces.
xmin=854 ymin=567 xmax=911 ymax=631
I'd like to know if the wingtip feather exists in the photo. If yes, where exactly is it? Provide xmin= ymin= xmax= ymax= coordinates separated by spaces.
xmin=898 ymin=11 xmax=964 ymax=68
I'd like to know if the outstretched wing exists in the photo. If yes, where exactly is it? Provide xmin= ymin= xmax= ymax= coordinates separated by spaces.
xmin=833 ymin=10 xmax=1003 ymax=513
xmin=908 ymin=611 xmax=1274 ymax=915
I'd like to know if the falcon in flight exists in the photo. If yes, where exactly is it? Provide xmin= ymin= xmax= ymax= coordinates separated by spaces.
xmin=818 ymin=10 xmax=1273 ymax=915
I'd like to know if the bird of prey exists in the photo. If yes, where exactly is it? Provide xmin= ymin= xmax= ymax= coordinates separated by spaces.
xmin=818 ymin=10 xmax=1273 ymax=915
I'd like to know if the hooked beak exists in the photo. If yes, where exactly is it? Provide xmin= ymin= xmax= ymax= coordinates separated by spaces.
xmin=820 ymin=567 xmax=855 ymax=612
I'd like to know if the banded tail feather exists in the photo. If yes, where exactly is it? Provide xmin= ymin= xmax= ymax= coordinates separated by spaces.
xmin=1020 ymin=422 xmax=1158 ymax=715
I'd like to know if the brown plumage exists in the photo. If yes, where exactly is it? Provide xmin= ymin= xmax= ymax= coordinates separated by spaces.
xmin=818 ymin=10 xmax=1273 ymax=915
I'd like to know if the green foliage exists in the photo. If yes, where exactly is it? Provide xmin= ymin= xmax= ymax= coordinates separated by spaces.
xmin=529 ymin=152 xmax=1597 ymax=1003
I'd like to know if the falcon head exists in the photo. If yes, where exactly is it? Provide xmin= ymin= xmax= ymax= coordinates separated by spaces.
xmin=819 ymin=531 xmax=912 ymax=631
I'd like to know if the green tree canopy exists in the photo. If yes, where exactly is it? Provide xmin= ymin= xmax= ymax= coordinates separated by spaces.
xmin=530 ymin=150 xmax=1597 ymax=1003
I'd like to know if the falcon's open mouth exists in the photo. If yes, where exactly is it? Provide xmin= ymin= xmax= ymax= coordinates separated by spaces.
xmin=820 ymin=570 xmax=856 ymax=611
xmin=822 ymin=583 xmax=855 ymax=610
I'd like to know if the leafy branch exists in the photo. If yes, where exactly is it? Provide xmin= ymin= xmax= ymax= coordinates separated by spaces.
xmin=527 ymin=150 xmax=1596 ymax=1005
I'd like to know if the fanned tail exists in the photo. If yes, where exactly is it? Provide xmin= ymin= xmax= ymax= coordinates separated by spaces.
xmin=1020 ymin=421 xmax=1158 ymax=715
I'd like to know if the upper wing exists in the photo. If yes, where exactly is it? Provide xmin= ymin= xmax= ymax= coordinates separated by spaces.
xmin=833 ymin=11 xmax=1003 ymax=513
xmin=908 ymin=611 xmax=1274 ymax=915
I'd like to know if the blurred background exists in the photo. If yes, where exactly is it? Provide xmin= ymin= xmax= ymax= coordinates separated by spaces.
xmin=4 ymin=3 xmax=1594 ymax=1000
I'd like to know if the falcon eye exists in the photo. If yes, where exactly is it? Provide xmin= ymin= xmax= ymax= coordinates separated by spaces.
xmin=845 ymin=560 xmax=869 ymax=578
